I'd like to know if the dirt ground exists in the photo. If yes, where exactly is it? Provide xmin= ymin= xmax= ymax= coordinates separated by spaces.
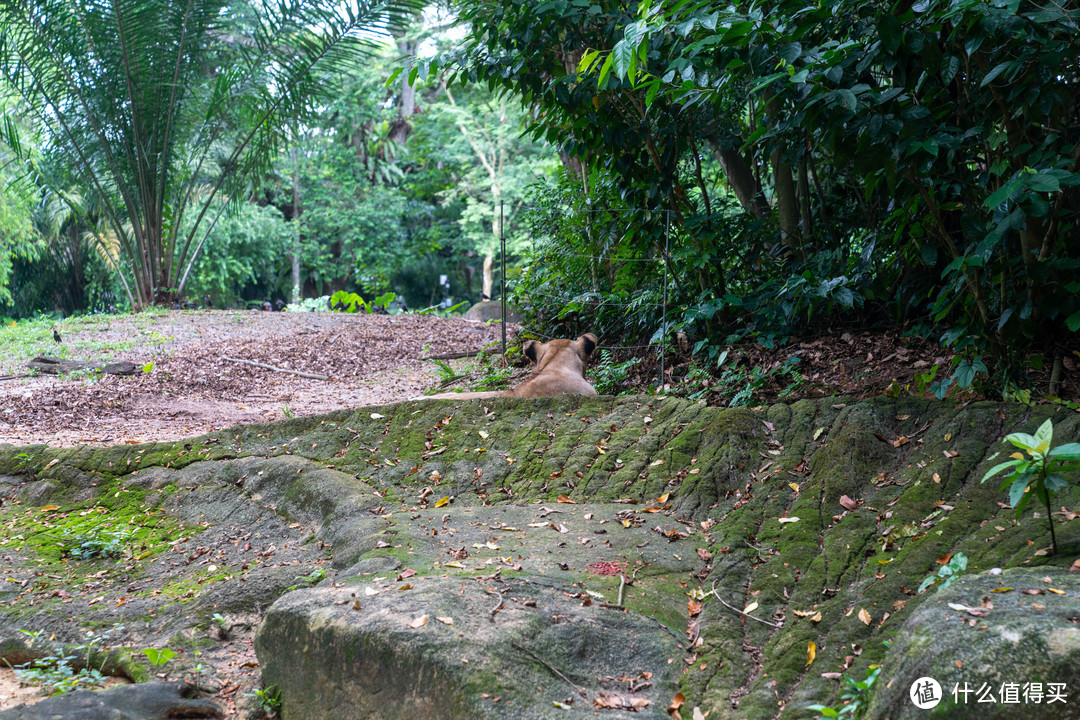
xmin=0 ymin=310 xmax=512 ymax=447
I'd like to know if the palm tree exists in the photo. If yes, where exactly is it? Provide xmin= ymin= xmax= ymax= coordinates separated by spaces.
xmin=0 ymin=0 xmax=418 ymax=308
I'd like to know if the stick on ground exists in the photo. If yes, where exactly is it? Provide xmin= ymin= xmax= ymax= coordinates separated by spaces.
xmin=222 ymin=357 xmax=329 ymax=381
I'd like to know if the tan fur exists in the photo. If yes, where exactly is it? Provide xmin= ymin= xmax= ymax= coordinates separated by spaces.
xmin=418 ymin=334 xmax=598 ymax=401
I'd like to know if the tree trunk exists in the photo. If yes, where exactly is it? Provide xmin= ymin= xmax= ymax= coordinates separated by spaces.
xmin=291 ymin=145 xmax=302 ymax=305
xmin=388 ymin=37 xmax=417 ymax=147
xmin=482 ymin=254 xmax=494 ymax=300
xmin=707 ymin=139 xmax=768 ymax=219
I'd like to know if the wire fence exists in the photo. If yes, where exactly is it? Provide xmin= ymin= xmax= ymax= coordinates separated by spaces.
xmin=497 ymin=201 xmax=674 ymax=385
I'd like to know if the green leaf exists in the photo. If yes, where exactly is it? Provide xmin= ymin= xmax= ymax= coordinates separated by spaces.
xmin=1034 ymin=418 xmax=1053 ymax=448
xmin=384 ymin=67 xmax=403 ymax=88
xmin=981 ymin=61 xmax=1013 ymax=87
xmin=1009 ymin=470 xmax=1032 ymax=510
xmin=577 ymin=49 xmax=600 ymax=74
xmin=837 ymin=89 xmax=857 ymax=112
xmin=1044 ymin=473 xmax=1069 ymax=492
xmin=612 ymin=39 xmax=634 ymax=80
xmin=1005 ymin=432 xmax=1038 ymax=451
xmin=1028 ymin=173 xmax=1061 ymax=193
xmin=597 ymin=53 xmax=614 ymax=87
xmin=1048 ymin=443 xmax=1080 ymax=461
xmin=1066 ymin=311 xmax=1080 ymax=333
xmin=142 ymin=361 xmax=154 ymax=373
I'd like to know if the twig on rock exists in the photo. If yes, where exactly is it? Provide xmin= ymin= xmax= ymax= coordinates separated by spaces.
xmin=510 ymin=641 xmax=587 ymax=698
xmin=710 ymin=581 xmax=783 ymax=629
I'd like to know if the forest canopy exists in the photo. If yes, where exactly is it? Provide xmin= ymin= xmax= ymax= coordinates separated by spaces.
xmin=0 ymin=0 xmax=1078 ymax=397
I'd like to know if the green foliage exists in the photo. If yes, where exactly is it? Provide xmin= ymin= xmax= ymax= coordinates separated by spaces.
xmin=807 ymin=666 xmax=881 ymax=719
xmin=330 ymin=291 xmax=370 ymax=314
xmin=0 ymin=0 xmax=420 ymax=308
xmin=443 ymin=0 xmax=1080 ymax=382
xmin=59 ymin=524 xmax=135 ymax=561
xmin=141 ymin=647 xmax=177 ymax=667
xmin=13 ymin=625 xmax=124 ymax=697
xmin=917 ymin=551 xmax=968 ymax=594
xmin=981 ymin=419 xmax=1080 ymax=554
xmin=247 ymin=684 xmax=283 ymax=716
xmin=591 ymin=350 xmax=641 ymax=396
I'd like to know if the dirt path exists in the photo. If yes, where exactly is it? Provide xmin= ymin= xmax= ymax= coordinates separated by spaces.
xmin=0 ymin=310 xmax=512 ymax=447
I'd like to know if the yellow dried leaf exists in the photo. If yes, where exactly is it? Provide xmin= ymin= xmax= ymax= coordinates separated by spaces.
xmin=557 ymin=495 xmax=576 ymax=504
xmin=434 ymin=496 xmax=450 ymax=508
xmin=788 ymin=482 xmax=800 ymax=492
xmin=40 ymin=505 xmax=60 ymax=511
xmin=408 ymin=615 xmax=428 ymax=628
xmin=811 ymin=612 xmax=822 ymax=623
xmin=743 ymin=601 xmax=759 ymax=614
xmin=793 ymin=609 xmax=816 ymax=617
xmin=435 ymin=616 xmax=454 ymax=625
xmin=657 ymin=492 xmax=670 ymax=502
xmin=807 ymin=641 xmax=816 ymax=666
xmin=858 ymin=608 xmax=871 ymax=625
xmin=1047 ymin=588 xmax=1065 ymax=595
xmin=443 ymin=561 xmax=464 ymax=569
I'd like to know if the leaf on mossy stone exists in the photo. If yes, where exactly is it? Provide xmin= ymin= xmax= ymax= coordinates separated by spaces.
xmin=408 ymin=614 xmax=428 ymax=628
xmin=688 ymin=599 xmax=703 ymax=616
xmin=793 ymin=609 xmax=816 ymax=617
xmin=594 ymin=692 xmax=650 ymax=710
xmin=370 ymin=413 xmax=384 ymax=419
xmin=657 ymin=492 xmax=670 ymax=502
xmin=436 ymin=616 xmax=453 ymax=625
xmin=434 ymin=496 xmax=450 ymax=508
xmin=807 ymin=641 xmax=816 ymax=666
xmin=839 ymin=495 xmax=859 ymax=511
xmin=667 ymin=692 xmax=685 ymax=716
xmin=858 ymin=608 xmax=871 ymax=625
xmin=778 ymin=516 xmax=799 ymax=524
xmin=557 ymin=495 xmax=576 ymax=504
xmin=743 ymin=601 xmax=758 ymax=614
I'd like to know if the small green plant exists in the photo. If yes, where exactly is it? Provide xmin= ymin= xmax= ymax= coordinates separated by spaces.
xmin=280 ymin=404 xmax=294 ymax=419
xmin=981 ymin=418 xmax=1080 ymax=554
xmin=142 ymin=647 xmax=177 ymax=667
xmin=10 ymin=625 xmax=123 ymax=696
xmin=806 ymin=666 xmax=881 ymax=718
xmin=248 ymin=684 xmax=283 ymax=716
xmin=329 ymin=290 xmax=369 ymax=313
xmin=917 ymin=551 xmax=968 ymax=594
xmin=372 ymin=292 xmax=397 ymax=311
xmin=59 ymin=524 xmax=134 ymax=561
xmin=286 ymin=567 xmax=326 ymax=592
xmin=427 ymin=358 xmax=459 ymax=385
xmin=212 ymin=613 xmax=227 ymax=628
xmin=590 ymin=350 xmax=641 ymax=395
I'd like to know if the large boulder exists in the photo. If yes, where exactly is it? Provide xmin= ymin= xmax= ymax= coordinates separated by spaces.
xmin=0 ymin=682 xmax=220 ymax=720
xmin=463 ymin=299 xmax=523 ymax=323
xmin=867 ymin=567 xmax=1080 ymax=720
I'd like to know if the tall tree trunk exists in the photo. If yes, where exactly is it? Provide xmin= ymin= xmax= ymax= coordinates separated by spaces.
xmin=388 ymin=36 xmax=417 ymax=147
xmin=290 ymin=145 xmax=302 ymax=305
xmin=707 ymin=139 xmax=768 ymax=218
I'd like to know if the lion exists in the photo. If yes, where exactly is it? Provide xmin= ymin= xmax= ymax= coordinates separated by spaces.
xmin=418 ymin=334 xmax=598 ymax=400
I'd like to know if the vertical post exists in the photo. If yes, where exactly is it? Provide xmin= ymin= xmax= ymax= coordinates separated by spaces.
xmin=660 ymin=210 xmax=669 ymax=390
xmin=500 ymin=200 xmax=507 ymax=357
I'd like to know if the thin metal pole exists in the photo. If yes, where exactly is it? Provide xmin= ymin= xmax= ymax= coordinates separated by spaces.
xmin=661 ymin=210 xmax=669 ymax=390
xmin=500 ymin=199 xmax=507 ymax=357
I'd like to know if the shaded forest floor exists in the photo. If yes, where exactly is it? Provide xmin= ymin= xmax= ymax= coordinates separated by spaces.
xmin=1 ymin=310 xmax=1076 ymax=448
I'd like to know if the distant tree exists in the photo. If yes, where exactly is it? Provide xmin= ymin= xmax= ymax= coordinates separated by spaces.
xmin=0 ymin=0 xmax=418 ymax=309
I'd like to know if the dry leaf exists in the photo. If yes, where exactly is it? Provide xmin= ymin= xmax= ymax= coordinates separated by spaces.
xmin=688 ymin=600 xmax=703 ymax=616
xmin=743 ymin=601 xmax=759 ymax=614
xmin=807 ymin=641 xmax=817 ymax=666
xmin=435 ymin=616 xmax=454 ymax=625
xmin=858 ymin=608 xmax=871 ymax=625
xmin=40 ymin=504 xmax=60 ymax=511
xmin=793 ymin=609 xmax=816 ymax=617
xmin=557 ymin=495 xmax=576 ymax=504
xmin=839 ymin=495 xmax=859 ymax=511
xmin=667 ymin=692 xmax=686 ymax=718
xmin=657 ymin=492 xmax=670 ymax=502
xmin=811 ymin=611 xmax=822 ymax=623
xmin=443 ymin=561 xmax=464 ymax=569
xmin=370 ymin=412 xmax=385 ymax=419
xmin=788 ymin=482 xmax=800 ymax=493
xmin=778 ymin=516 xmax=800 ymax=524
xmin=408 ymin=615 xmax=428 ymax=628
xmin=434 ymin=496 xmax=451 ymax=508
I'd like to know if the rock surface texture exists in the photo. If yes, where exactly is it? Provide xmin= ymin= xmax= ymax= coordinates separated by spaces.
xmin=0 ymin=396 xmax=1077 ymax=719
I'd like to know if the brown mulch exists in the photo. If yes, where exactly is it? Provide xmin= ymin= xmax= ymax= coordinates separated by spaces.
xmin=0 ymin=310 xmax=511 ymax=447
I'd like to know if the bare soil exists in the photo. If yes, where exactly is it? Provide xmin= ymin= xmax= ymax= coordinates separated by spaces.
xmin=0 ymin=310 xmax=512 ymax=448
